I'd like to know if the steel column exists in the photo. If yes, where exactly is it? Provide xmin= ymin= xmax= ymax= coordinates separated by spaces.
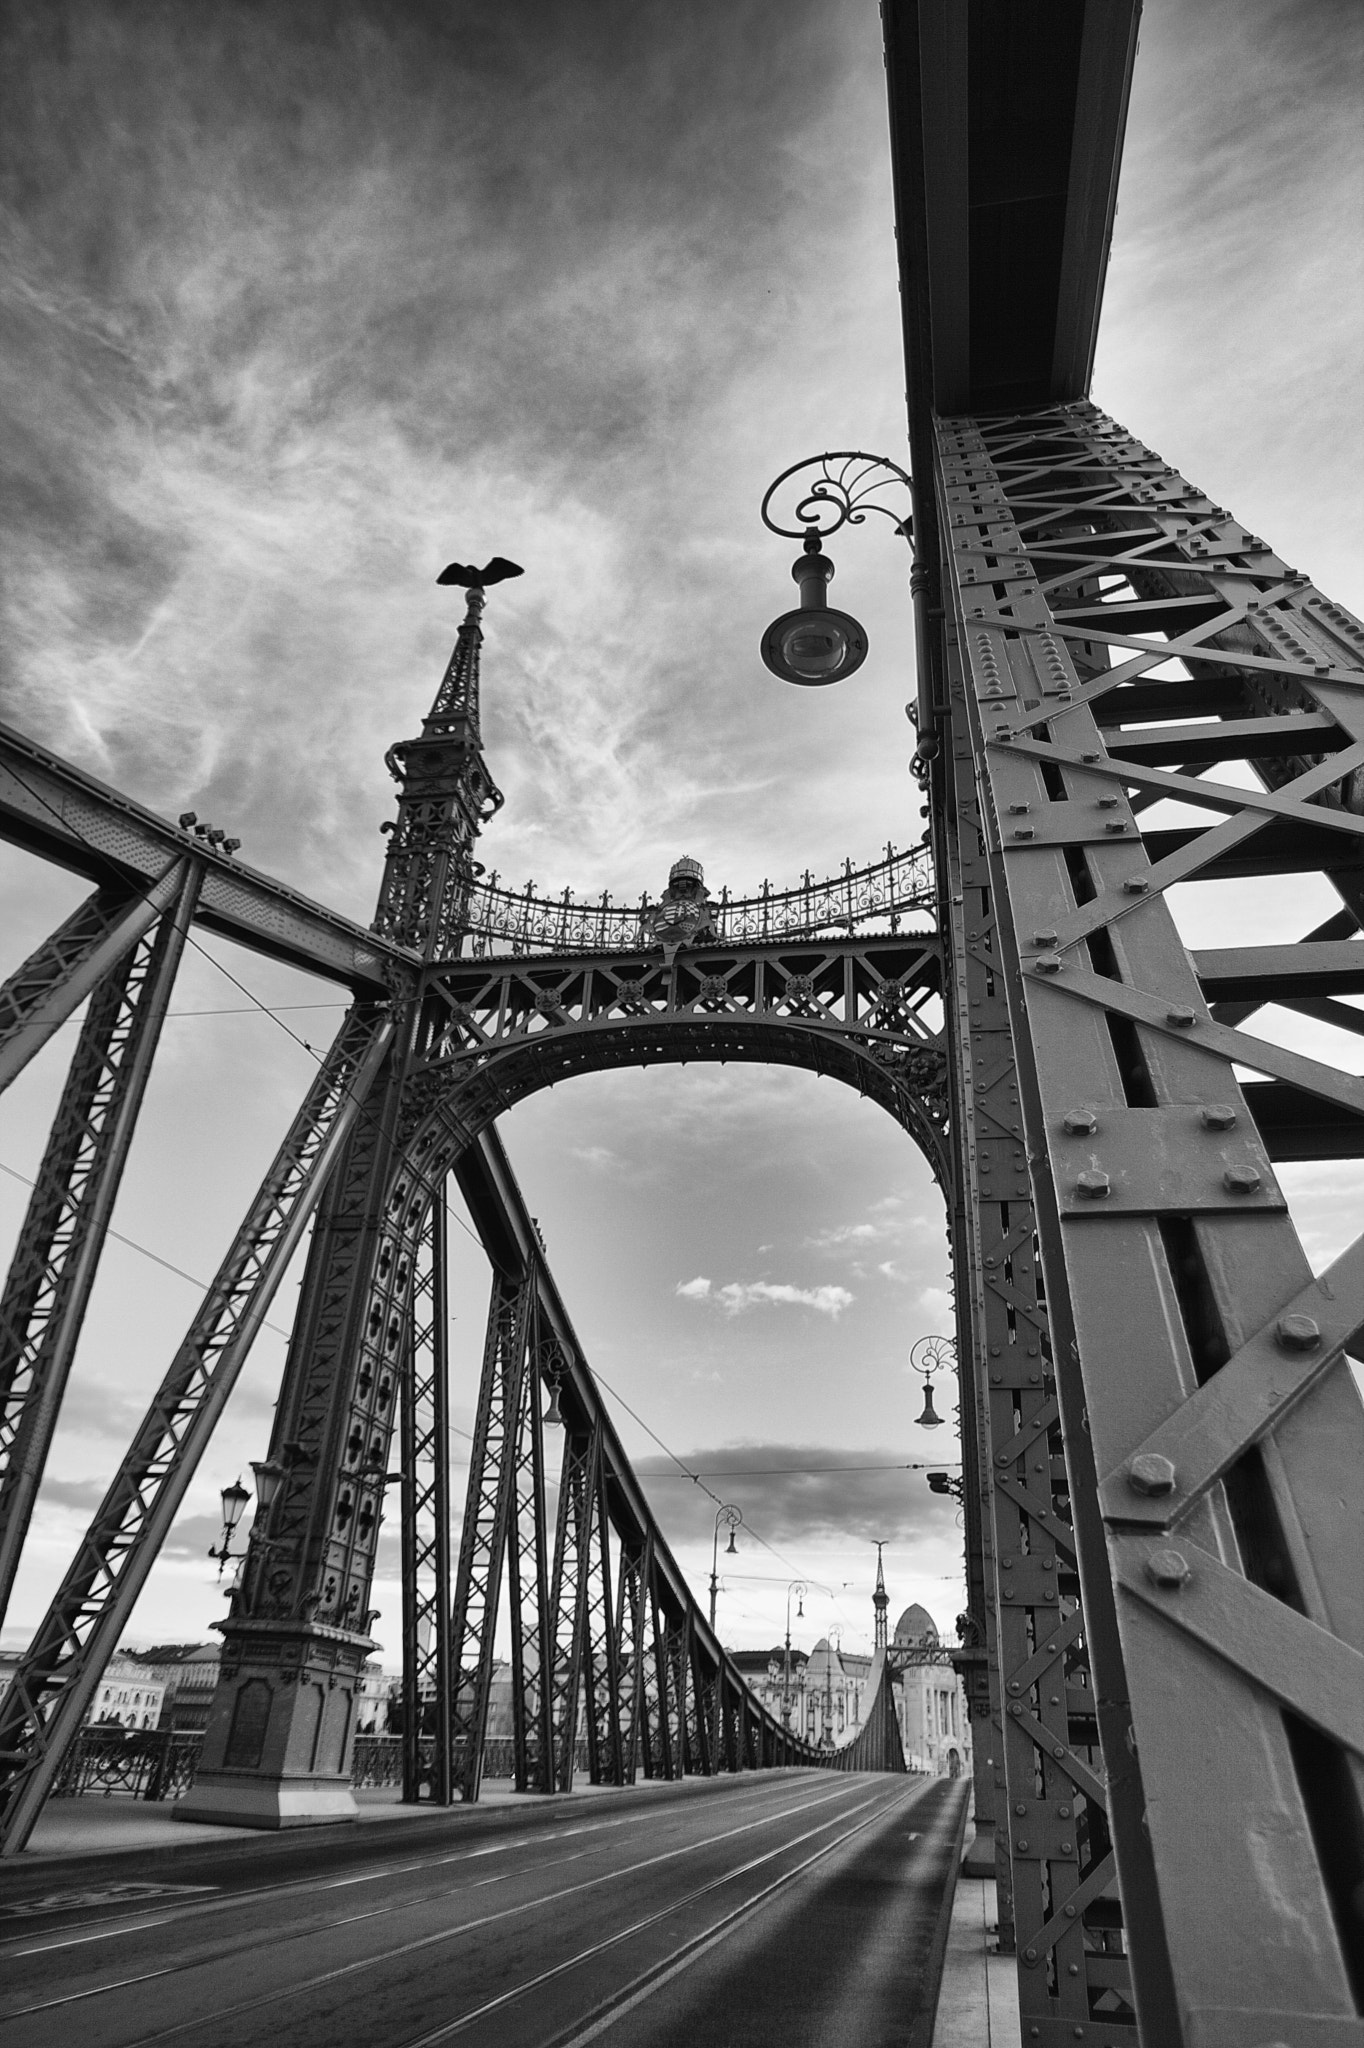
xmin=937 ymin=401 xmax=1364 ymax=2038
xmin=506 ymin=1298 xmax=554 ymax=1794
xmin=0 ymin=861 xmax=201 ymax=1629
xmin=399 ymin=1181 xmax=452 ymax=1803
xmin=447 ymin=1270 xmax=533 ymax=1803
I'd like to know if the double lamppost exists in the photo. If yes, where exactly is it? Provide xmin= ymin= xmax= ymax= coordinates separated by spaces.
xmin=207 ymin=1457 xmax=290 ymax=1582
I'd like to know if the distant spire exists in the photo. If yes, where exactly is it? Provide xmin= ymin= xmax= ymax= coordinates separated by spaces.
xmin=873 ymin=1541 xmax=889 ymax=1652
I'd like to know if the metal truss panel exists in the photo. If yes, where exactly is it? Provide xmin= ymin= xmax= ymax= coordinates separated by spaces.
xmin=0 ymin=1008 xmax=394 ymax=1853
xmin=934 ymin=404 xmax=1364 ymax=2036
xmin=0 ymin=863 xmax=201 ymax=1628
xmin=0 ymin=867 xmax=185 ymax=1095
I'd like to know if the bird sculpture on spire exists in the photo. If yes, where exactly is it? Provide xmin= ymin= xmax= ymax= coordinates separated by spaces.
xmin=437 ymin=557 xmax=524 ymax=589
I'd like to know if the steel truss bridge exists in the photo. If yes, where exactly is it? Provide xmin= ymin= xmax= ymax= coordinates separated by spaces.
xmin=0 ymin=4 xmax=1361 ymax=2043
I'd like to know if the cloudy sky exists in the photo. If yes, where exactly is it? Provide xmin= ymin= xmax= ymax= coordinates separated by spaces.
xmin=1 ymin=0 xmax=1360 ymax=1665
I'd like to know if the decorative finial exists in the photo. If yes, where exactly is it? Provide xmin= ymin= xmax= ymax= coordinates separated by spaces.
xmin=436 ymin=557 xmax=524 ymax=588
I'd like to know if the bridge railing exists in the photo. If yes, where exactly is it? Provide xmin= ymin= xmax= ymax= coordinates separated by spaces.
xmin=459 ymin=844 xmax=935 ymax=957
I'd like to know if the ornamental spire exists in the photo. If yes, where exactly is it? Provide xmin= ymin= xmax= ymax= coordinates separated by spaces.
xmin=873 ymin=1540 xmax=889 ymax=1652
xmin=423 ymin=555 xmax=521 ymax=740
xmin=371 ymin=555 xmax=523 ymax=960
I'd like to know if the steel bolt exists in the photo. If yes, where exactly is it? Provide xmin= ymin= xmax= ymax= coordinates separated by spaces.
xmin=1145 ymin=1548 xmax=1191 ymax=1590
xmin=1064 ymin=1903 xmax=1077 ymax=1918
xmin=1017 ymin=1837 xmax=1029 ymax=1851
xmin=1015 ymin=1802 xmax=1027 ymax=1816
xmin=1122 ymin=877 xmax=1149 ymax=894
xmin=1035 ymin=952 xmax=1063 ymax=974
xmin=1058 ymin=1804 xmax=1070 ymax=1817
xmin=1062 ymin=1108 xmax=1097 ymax=1134
xmin=1009 ymin=801 xmax=1031 ymax=814
xmin=1033 ymin=929 xmax=1058 ymax=946
xmin=1166 ymin=1006 xmax=1196 ymax=1027
xmin=1076 ymin=1169 xmax=1111 ymax=1198
xmin=1061 ymin=1840 xmax=1073 ymax=1853
xmin=1276 ymin=1313 xmax=1322 ymax=1352
xmin=1104 ymin=820 xmax=1128 ymax=833
xmin=1013 ymin=826 xmax=1036 ymax=840
xmin=1023 ymin=1947 xmax=1038 ymax=1966
xmin=1200 ymin=1104 xmax=1237 ymax=1130
xmin=1097 ymin=795 xmax=1119 ymax=809
xmin=1128 ymin=1453 xmax=1177 ymax=1497
xmin=1224 ymin=1165 xmax=1262 ymax=1194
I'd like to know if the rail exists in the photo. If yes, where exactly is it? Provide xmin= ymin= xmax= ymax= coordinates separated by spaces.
xmin=459 ymin=844 xmax=935 ymax=958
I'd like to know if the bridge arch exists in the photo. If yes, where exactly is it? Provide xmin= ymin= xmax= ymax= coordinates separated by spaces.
xmin=400 ymin=930 xmax=952 ymax=1195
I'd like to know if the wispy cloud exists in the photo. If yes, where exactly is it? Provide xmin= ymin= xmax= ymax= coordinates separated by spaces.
xmin=676 ymin=1276 xmax=854 ymax=1319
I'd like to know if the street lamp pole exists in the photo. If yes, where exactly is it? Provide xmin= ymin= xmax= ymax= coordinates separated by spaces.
xmin=708 ymin=1503 xmax=742 ymax=1633
xmin=783 ymin=1580 xmax=806 ymax=1729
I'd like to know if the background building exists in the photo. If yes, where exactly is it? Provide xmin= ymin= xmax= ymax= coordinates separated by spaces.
xmin=891 ymin=1604 xmax=969 ymax=1778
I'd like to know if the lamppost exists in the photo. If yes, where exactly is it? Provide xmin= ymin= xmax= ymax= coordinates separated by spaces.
xmin=782 ymin=1580 xmax=806 ymax=1728
xmin=207 ymin=1459 xmax=288 ymax=1582
xmin=708 ymin=1503 xmax=742 ymax=1632
xmin=758 ymin=450 xmax=936 ymax=767
xmin=910 ymin=1333 xmax=954 ymax=1430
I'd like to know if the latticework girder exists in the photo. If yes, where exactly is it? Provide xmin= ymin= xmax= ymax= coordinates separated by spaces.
xmin=0 ymin=1007 xmax=395 ymax=1851
xmin=929 ymin=398 xmax=1364 ymax=2039
xmin=399 ymin=1185 xmax=452 ymax=1803
xmin=0 ymin=861 xmax=200 ymax=1629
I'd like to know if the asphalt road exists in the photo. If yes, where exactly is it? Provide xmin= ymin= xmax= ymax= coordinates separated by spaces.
xmin=0 ymin=1773 xmax=966 ymax=2048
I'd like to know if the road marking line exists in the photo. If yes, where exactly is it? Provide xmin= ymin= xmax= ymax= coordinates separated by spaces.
xmin=406 ymin=1784 xmax=920 ymax=2046
xmin=0 ymin=1780 xmax=801 ymax=1951
xmin=108 ymin=1779 xmax=879 ymax=2045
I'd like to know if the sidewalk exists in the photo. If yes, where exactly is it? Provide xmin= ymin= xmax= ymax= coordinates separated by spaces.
xmin=931 ymin=1868 xmax=1020 ymax=2048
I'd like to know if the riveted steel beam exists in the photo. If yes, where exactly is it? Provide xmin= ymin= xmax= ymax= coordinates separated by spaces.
xmin=929 ymin=401 xmax=1364 ymax=2039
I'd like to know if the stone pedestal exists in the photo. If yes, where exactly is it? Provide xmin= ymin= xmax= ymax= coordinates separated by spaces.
xmin=175 ymin=1617 xmax=377 ymax=1830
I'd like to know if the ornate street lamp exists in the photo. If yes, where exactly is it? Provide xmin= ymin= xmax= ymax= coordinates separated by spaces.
xmin=759 ymin=450 xmax=914 ymax=688
xmin=910 ymin=1333 xmax=955 ymax=1430
xmin=782 ymin=1580 xmax=806 ymax=1728
xmin=708 ymin=1503 xmax=742 ymax=1632
xmin=207 ymin=1477 xmax=251 ymax=1579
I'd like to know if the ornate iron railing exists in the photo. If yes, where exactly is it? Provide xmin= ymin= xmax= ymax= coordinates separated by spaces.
xmin=50 ymin=1727 xmax=204 ymax=1802
xmin=458 ymin=844 xmax=935 ymax=958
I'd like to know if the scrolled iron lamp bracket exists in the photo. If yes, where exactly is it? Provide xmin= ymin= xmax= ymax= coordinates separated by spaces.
xmin=758 ymin=450 xmax=938 ymax=780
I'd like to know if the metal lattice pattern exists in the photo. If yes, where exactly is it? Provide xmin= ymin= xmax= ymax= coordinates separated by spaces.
xmin=399 ymin=1188 xmax=452 ymax=1803
xmin=458 ymin=844 xmax=934 ymax=958
xmin=0 ymin=866 xmax=199 ymax=1627
xmin=448 ymin=1272 xmax=533 ymax=1802
xmin=0 ymin=1007 xmax=394 ymax=1850
xmin=936 ymin=400 xmax=1364 ymax=2034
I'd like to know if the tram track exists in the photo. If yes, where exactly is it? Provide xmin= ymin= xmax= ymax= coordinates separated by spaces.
xmin=0 ymin=1776 xmax=894 ymax=2044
